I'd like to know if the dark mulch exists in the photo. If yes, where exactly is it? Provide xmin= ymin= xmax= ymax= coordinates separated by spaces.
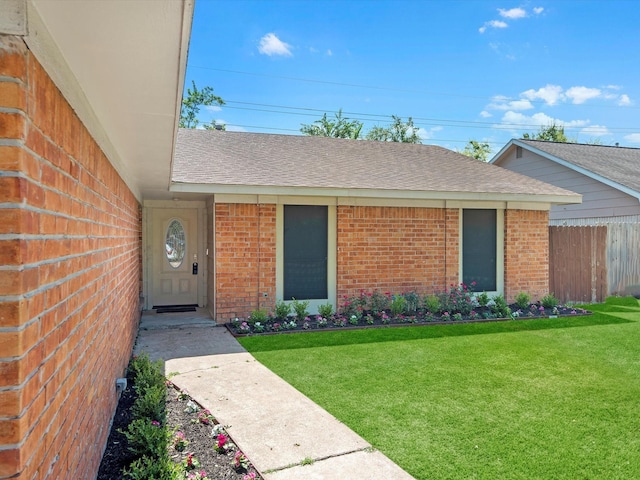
xmin=98 ymin=379 xmax=260 ymax=479
xmin=226 ymin=304 xmax=590 ymax=336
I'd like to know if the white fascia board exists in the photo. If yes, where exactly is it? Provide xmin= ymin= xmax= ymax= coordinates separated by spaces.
xmin=170 ymin=182 xmax=581 ymax=206
xmin=489 ymin=139 xmax=516 ymax=164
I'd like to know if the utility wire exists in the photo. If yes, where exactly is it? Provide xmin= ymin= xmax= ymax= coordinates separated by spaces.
xmin=220 ymin=100 xmax=639 ymax=134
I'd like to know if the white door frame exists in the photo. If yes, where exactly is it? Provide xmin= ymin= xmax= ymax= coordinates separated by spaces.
xmin=142 ymin=200 xmax=207 ymax=310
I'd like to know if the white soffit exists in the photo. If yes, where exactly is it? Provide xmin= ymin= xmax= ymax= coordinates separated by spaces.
xmin=26 ymin=0 xmax=194 ymax=200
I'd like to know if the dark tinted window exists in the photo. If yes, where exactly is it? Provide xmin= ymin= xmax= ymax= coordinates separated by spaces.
xmin=462 ymin=209 xmax=497 ymax=291
xmin=284 ymin=205 xmax=328 ymax=300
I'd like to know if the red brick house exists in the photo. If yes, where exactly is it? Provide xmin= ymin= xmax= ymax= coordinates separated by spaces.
xmin=0 ymin=0 xmax=582 ymax=476
xmin=170 ymin=129 xmax=582 ymax=323
xmin=0 ymin=1 xmax=192 ymax=478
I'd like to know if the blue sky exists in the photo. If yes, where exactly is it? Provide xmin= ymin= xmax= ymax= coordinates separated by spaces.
xmin=185 ymin=0 xmax=640 ymax=154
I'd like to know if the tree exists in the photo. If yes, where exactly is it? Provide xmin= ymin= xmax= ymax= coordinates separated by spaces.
xmin=179 ymin=81 xmax=225 ymax=130
xmin=460 ymin=140 xmax=492 ymax=161
xmin=365 ymin=115 xmax=421 ymax=143
xmin=300 ymin=109 xmax=363 ymax=139
xmin=522 ymin=122 xmax=574 ymax=142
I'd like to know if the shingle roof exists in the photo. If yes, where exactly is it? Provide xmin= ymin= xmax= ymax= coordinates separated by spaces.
xmin=517 ymin=139 xmax=640 ymax=195
xmin=172 ymin=129 xmax=580 ymax=202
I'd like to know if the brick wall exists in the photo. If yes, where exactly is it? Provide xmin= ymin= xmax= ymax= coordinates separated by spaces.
xmin=337 ymin=206 xmax=459 ymax=300
xmin=504 ymin=209 xmax=550 ymax=302
xmin=214 ymin=203 xmax=276 ymax=322
xmin=0 ymin=36 xmax=141 ymax=479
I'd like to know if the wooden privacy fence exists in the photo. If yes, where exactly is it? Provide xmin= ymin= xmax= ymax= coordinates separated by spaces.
xmin=549 ymin=226 xmax=607 ymax=303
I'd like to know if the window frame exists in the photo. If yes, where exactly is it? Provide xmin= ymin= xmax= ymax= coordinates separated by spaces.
xmin=276 ymin=202 xmax=337 ymax=314
xmin=459 ymin=208 xmax=504 ymax=296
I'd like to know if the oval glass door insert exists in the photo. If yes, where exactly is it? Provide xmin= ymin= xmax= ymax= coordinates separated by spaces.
xmin=165 ymin=219 xmax=186 ymax=268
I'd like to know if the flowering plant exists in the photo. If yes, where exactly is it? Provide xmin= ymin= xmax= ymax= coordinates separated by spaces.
xmin=243 ymin=474 xmax=257 ymax=480
xmin=233 ymin=450 xmax=250 ymax=471
xmin=186 ymin=471 xmax=210 ymax=480
xmin=214 ymin=433 xmax=234 ymax=453
xmin=239 ymin=321 xmax=251 ymax=333
xmin=184 ymin=400 xmax=199 ymax=414
xmin=172 ymin=431 xmax=189 ymax=451
xmin=183 ymin=452 xmax=201 ymax=471
xmin=317 ymin=317 xmax=328 ymax=327
xmin=197 ymin=409 xmax=214 ymax=425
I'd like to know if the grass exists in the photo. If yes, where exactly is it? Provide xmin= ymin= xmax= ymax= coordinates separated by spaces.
xmin=238 ymin=298 xmax=640 ymax=479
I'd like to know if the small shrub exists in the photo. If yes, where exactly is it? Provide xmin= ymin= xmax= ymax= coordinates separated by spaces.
xmin=317 ymin=302 xmax=333 ymax=318
xmin=403 ymin=291 xmax=420 ymax=313
xmin=273 ymin=299 xmax=291 ymax=319
xmin=123 ymin=455 xmax=181 ymax=480
xmin=291 ymin=298 xmax=310 ymax=321
xmin=129 ymin=353 xmax=164 ymax=393
xmin=133 ymin=384 xmax=166 ymax=422
xmin=248 ymin=308 xmax=268 ymax=324
xmin=514 ymin=291 xmax=531 ymax=309
xmin=424 ymin=295 xmax=441 ymax=313
xmin=369 ymin=291 xmax=390 ymax=313
xmin=390 ymin=295 xmax=407 ymax=316
xmin=340 ymin=295 xmax=363 ymax=320
xmin=491 ymin=294 xmax=511 ymax=318
xmin=120 ymin=418 xmax=169 ymax=458
xmin=541 ymin=293 xmax=559 ymax=308
xmin=476 ymin=291 xmax=490 ymax=307
xmin=440 ymin=283 xmax=474 ymax=316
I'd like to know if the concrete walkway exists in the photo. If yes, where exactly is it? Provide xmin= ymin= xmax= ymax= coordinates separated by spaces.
xmin=134 ymin=309 xmax=415 ymax=479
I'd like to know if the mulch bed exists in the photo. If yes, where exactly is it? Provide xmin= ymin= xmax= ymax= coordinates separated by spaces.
xmin=226 ymin=304 xmax=590 ymax=336
xmin=97 ymin=378 xmax=261 ymax=479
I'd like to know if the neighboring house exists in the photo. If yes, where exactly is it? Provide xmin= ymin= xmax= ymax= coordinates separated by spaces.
xmin=0 ymin=1 xmax=192 ymax=478
xmin=169 ymin=129 xmax=581 ymax=323
xmin=491 ymin=139 xmax=640 ymax=302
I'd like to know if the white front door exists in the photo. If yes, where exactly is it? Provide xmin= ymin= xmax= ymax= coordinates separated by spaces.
xmin=150 ymin=208 xmax=199 ymax=306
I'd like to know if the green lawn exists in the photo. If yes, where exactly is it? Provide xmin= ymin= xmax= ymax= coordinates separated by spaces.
xmin=238 ymin=297 xmax=640 ymax=479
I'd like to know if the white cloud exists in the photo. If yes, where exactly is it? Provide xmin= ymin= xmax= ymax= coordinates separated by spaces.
xmin=489 ymin=19 xmax=508 ymax=28
xmin=533 ymin=7 xmax=544 ymax=14
xmin=581 ymin=125 xmax=611 ymax=137
xmin=498 ymin=7 xmax=527 ymax=19
xmin=417 ymin=126 xmax=443 ymax=140
xmin=258 ymin=33 xmax=293 ymax=56
xmin=565 ymin=86 xmax=601 ymax=104
xmin=326 ymin=49 xmax=333 ymax=56
xmin=624 ymin=133 xmax=640 ymax=144
xmin=480 ymin=110 xmax=492 ymax=118
xmin=521 ymin=84 xmax=565 ymax=105
xmin=500 ymin=111 xmax=588 ymax=130
xmin=479 ymin=19 xmax=508 ymax=33
xmin=204 ymin=105 xmax=222 ymax=112
xmin=488 ymin=98 xmax=534 ymax=111
xmin=604 ymin=84 xmax=621 ymax=90
xmin=618 ymin=94 xmax=632 ymax=106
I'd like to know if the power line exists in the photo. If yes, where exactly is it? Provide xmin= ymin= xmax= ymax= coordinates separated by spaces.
xmin=220 ymin=99 xmax=640 ymax=134
xmin=191 ymin=65 xmax=639 ymax=110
